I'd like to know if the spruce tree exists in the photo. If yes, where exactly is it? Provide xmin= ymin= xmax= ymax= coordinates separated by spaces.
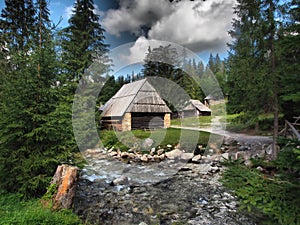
xmin=227 ymin=0 xmax=269 ymax=115
xmin=61 ymin=0 xmax=109 ymax=83
xmin=277 ymin=0 xmax=300 ymax=118
xmin=0 ymin=0 xmax=35 ymax=51
xmin=0 ymin=0 xmax=75 ymax=196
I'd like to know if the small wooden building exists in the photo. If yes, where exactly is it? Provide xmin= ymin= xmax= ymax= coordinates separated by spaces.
xmin=100 ymin=78 xmax=172 ymax=131
xmin=181 ymin=99 xmax=211 ymax=117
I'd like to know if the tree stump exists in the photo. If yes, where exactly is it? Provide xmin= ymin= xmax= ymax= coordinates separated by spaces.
xmin=50 ymin=164 xmax=78 ymax=210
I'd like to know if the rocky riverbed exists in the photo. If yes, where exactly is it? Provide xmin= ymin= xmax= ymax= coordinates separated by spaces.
xmin=74 ymin=147 xmax=260 ymax=225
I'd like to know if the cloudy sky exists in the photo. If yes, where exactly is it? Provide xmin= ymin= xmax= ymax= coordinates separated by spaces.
xmin=0 ymin=0 xmax=237 ymax=64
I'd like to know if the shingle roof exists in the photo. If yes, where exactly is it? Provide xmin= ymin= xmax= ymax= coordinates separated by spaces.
xmin=184 ymin=99 xmax=211 ymax=112
xmin=101 ymin=78 xmax=171 ymax=117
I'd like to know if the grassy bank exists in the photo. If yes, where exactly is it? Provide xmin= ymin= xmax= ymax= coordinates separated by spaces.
xmin=171 ymin=116 xmax=212 ymax=127
xmin=0 ymin=192 xmax=83 ymax=225
xmin=99 ymin=128 xmax=215 ymax=152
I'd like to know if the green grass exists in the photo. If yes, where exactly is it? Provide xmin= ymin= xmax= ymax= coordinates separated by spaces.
xmin=0 ymin=192 xmax=83 ymax=225
xmin=99 ymin=128 xmax=215 ymax=152
xmin=171 ymin=116 xmax=212 ymax=127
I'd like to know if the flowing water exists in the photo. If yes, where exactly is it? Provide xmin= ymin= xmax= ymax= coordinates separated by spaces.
xmin=74 ymin=151 xmax=257 ymax=225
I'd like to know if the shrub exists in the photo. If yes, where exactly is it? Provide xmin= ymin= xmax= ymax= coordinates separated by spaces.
xmin=221 ymin=140 xmax=300 ymax=225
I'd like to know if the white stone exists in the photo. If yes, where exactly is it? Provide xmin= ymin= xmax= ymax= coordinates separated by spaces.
xmin=140 ymin=154 xmax=148 ymax=162
xmin=150 ymin=147 xmax=156 ymax=155
xmin=180 ymin=152 xmax=194 ymax=161
xmin=221 ymin=153 xmax=229 ymax=160
xmin=192 ymin=155 xmax=202 ymax=163
xmin=111 ymin=175 xmax=129 ymax=186
xmin=139 ymin=222 xmax=148 ymax=225
xmin=165 ymin=149 xmax=183 ymax=160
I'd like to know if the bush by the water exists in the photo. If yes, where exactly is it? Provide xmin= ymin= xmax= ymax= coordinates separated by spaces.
xmin=221 ymin=140 xmax=300 ymax=225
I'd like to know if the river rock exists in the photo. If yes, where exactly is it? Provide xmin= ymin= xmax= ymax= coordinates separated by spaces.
xmin=111 ymin=175 xmax=129 ymax=186
xmin=221 ymin=152 xmax=229 ymax=160
xmin=244 ymin=159 xmax=253 ymax=168
xmin=139 ymin=222 xmax=148 ymax=225
xmin=157 ymin=149 xmax=164 ymax=155
xmin=165 ymin=149 xmax=183 ymax=160
xmin=180 ymin=152 xmax=194 ymax=162
xmin=108 ymin=151 xmax=118 ymax=157
xmin=150 ymin=147 xmax=156 ymax=155
xmin=159 ymin=153 xmax=166 ymax=160
xmin=50 ymin=164 xmax=78 ymax=210
xmin=191 ymin=154 xmax=202 ymax=163
xmin=209 ymin=166 xmax=220 ymax=174
xmin=121 ymin=152 xmax=129 ymax=158
xmin=142 ymin=138 xmax=154 ymax=149
xmin=140 ymin=154 xmax=149 ymax=162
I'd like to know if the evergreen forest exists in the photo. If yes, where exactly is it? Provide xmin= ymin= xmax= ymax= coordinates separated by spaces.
xmin=0 ymin=0 xmax=299 ymax=224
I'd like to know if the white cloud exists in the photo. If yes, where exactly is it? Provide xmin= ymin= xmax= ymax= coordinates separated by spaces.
xmin=103 ymin=0 xmax=236 ymax=53
xmin=148 ymin=0 xmax=236 ymax=52
xmin=119 ymin=36 xmax=163 ymax=64
xmin=103 ymin=0 xmax=174 ymax=36
xmin=64 ymin=5 xmax=74 ymax=20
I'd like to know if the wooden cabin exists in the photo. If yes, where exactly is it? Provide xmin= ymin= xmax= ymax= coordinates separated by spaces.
xmin=181 ymin=99 xmax=211 ymax=118
xmin=100 ymin=78 xmax=172 ymax=131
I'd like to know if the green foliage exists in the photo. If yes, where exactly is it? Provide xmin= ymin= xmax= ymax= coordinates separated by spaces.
xmin=226 ymin=0 xmax=300 ymax=123
xmin=0 ymin=192 xmax=83 ymax=225
xmin=42 ymin=183 xmax=57 ymax=200
xmin=222 ymin=140 xmax=300 ymax=225
xmin=0 ymin=0 xmax=80 ymax=197
xmin=99 ymin=128 xmax=212 ymax=152
xmin=225 ymin=113 xmax=284 ymax=133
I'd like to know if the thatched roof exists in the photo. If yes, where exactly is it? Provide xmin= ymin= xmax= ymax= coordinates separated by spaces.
xmin=184 ymin=99 xmax=211 ymax=113
xmin=101 ymin=78 xmax=171 ymax=117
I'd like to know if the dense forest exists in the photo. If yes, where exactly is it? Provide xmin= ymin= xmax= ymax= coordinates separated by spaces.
xmin=0 ymin=0 xmax=299 ymax=223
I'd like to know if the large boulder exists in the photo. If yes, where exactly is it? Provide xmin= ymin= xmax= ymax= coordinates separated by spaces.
xmin=191 ymin=154 xmax=202 ymax=163
xmin=180 ymin=152 xmax=194 ymax=162
xmin=50 ymin=164 xmax=78 ymax=210
xmin=165 ymin=149 xmax=183 ymax=160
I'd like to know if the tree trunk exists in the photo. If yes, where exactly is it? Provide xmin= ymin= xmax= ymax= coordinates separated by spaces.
xmin=268 ymin=0 xmax=279 ymax=159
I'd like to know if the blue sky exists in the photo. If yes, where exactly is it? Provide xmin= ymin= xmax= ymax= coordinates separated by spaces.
xmin=0 ymin=0 xmax=237 ymax=75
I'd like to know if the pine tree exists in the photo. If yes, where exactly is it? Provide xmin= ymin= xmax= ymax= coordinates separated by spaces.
xmin=0 ymin=0 xmax=35 ymax=52
xmin=227 ymin=0 xmax=269 ymax=115
xmin=142 ymin=45 xmax=182 ymax=80
xmin=0 ymin=0 xmax=76 ymax=196
xmin=277 ymin=0 xmax=300 ymax=118
xmin=61 ymin=0 xmax=109 ymax=83
xmin=143 ymin=45 xmax=203 ymax=102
